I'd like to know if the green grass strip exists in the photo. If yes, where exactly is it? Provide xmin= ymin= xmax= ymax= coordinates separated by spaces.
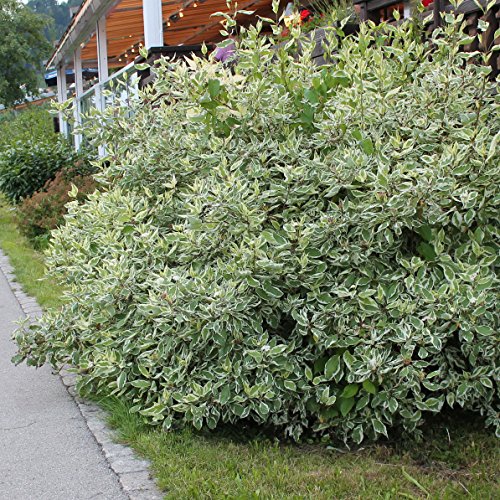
xmin=0 ymin=197 xmax=63 ymax=309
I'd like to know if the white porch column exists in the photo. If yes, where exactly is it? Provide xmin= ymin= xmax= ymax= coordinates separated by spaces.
xmin=56 ymin=64 xmax=68 ymax=138
xmin=74 ymin=47 xmax=84 ymax=96
xmin=403 ymin=1 xmax=411 ymax=18
xmin=96 ymin=15 xmax=108 ymax=95
xmin=142 ymin=0 xmax=164 ymax=49
xmin=96 ymin=15 xmax=108 ymax=157
xmin=73 ymin=47 xmax=84 ymax=150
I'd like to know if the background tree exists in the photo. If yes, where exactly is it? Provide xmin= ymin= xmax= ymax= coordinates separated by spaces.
xmin=0 ymin=0 xmax=51 ymax=107
xmin=27 ymin=0 xmax=81 ymax=43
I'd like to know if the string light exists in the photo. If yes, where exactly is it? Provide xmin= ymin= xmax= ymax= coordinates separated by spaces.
xmin=166 ymin=0 xmax=206 ymax=29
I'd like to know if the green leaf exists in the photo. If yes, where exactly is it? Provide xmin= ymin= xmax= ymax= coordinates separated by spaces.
xmin=208 ymin=79 xmax=221 ymax=98
xmin=417 ymin=225 xmax=433 ymax=242
xmin=341 ymin=383 xmax=359 ymax=398
xmin=372 ymin=418 xmax=388 ymax=436
xmin=361 ymin=138 xmax=374 ymax=155
xmin=232 ymin=403 xmax=246 ymax=417
xmin=362 ymin=379 xmax=377 ymax=395
xmin=475 ymin=325 xmax=493 ymax=336
xmin=331 ymin=70 xmax=350 ymax=87
xmin=304 ymin=88 xmax=319 ymax=104
xmin=262 ymin=282 xmax=283 ymax=299
xmin=116 ymin=371 xmax=127 ymax=390
xmin=130 ymin=380 xmax=150 ymax=389
xmin=219 ymin=385 xmax=231 ymax=404
xmin=417 ymin=242 xmax=437 ymax=261
xmin=352 ymin=425 xmax=364 ymax=444
xmin=324 ymin=355 xmax=341 ymax=380
xmin=356 ymin=394 xmax=370 ymax=410
xmin=339 ymin=397 xmax=355 ymax=416
xmin=261 ymin=230 xmax=287 ymax=246
xmin=257 ymin=401 xmax=270 ymax=417
xmin=246 ymin=276 xmax=260 ymax=287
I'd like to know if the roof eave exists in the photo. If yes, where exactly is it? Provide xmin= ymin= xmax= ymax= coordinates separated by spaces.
xmin=46 ymin=0 xmax=119 ymax=69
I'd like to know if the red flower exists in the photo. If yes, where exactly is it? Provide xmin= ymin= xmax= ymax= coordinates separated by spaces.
xmin=300 ymin=9 xmax=312 ymax=22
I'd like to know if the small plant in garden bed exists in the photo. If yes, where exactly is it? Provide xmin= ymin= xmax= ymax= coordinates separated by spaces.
xmin=14 ymin=7 xmax=499 ymax=445
xmin=16 ymin=167 xmax=97 ymax=248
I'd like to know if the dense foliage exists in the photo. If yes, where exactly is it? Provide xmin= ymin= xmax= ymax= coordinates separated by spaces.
xmin=0 ymin=138 xmax=88 ymax=203
xmin=17 ymin=167 xmax=97 ymax=245
xmin=0 ymin=0 xmax=51 ymax=107
xmin=0 ymin=106 xmax=57 ymax=149
xmin=14 ymin=13 xmax=499 ymax=443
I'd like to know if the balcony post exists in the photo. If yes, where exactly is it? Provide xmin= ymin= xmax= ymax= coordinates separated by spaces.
xmin=143 ymin=0 xmax=164 ymax=49
xmin=96 ymin=14 xmax=108 ymax=156
xmin=56 ymin=64 xmax=68 ymax=138
xmin=96 ymin=15 xmax=108 ymax=88
xmin=73 ymin=46 xmax=84 ymax=150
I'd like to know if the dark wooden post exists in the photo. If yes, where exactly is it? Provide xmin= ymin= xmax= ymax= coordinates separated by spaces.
xmin=433 ymin=0 xmax=442 ymax=29
xmin=355 ymin=0 xmax=369 ymax=22
xmin=484 ymin=6 xmax=500 ymax=78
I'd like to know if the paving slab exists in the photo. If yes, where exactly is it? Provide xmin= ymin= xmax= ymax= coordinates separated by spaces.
xmin=0 ymin=261 xmax=128 ymax=500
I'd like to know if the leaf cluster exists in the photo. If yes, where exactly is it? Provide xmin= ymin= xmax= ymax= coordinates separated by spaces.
xmin=14 ymin=14 xmax=500 ymax=443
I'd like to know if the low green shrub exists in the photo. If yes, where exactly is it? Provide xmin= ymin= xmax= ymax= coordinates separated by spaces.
xmin=0 ymin=139 xmax=86 ymax=203
xmin=16 ymin=167 xmax=97 ymax=246
xmin=14 ymin=13 xmax=499 ymax=443
xmin=0 ymin=106 xmax=57 ymax=149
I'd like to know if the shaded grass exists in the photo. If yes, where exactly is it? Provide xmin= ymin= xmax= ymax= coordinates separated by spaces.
xmin=1 ymin=197 xmax=498 ymax=499
xmin=101 ymin=397 xmax=499 ymax=500
xmin=0 ymin=197 xmax=64 ymax=309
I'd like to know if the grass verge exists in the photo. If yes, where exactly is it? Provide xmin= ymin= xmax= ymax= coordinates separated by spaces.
xmin=0 ymin=197 xmax=63 ymax=309
xmin=1 ymin=198 xmax=498 ymax=499
xmin=101 ymin=397 xmax=498 ymax=499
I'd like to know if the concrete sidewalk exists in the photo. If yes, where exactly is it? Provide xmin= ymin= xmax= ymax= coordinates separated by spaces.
xmin=0 ymin=261 xmax=127 ymax=499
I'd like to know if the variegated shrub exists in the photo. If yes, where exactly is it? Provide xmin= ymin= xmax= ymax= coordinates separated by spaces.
xmin=14 ymin=11 xmax=499 ymax=443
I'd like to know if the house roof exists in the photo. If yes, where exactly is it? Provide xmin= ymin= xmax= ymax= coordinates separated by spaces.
xmin=47 ymin=0 xmax=277 ymax=70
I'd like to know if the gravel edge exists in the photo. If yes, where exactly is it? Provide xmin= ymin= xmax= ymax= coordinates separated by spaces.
xmin=0 ymin=250 xmax=164 ymax=500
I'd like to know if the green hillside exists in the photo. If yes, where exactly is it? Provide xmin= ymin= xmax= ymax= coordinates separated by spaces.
xmin=27 ymin=0 xmax=81 ymax=43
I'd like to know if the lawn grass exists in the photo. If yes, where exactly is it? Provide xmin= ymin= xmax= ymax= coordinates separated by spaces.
xmin=1 ymin=197 xmax=498 ymax=499
xmin=0 ymin=197 xmax=63 ymax=309
xmin=101 ymin=397 xmax=498 ymax=499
